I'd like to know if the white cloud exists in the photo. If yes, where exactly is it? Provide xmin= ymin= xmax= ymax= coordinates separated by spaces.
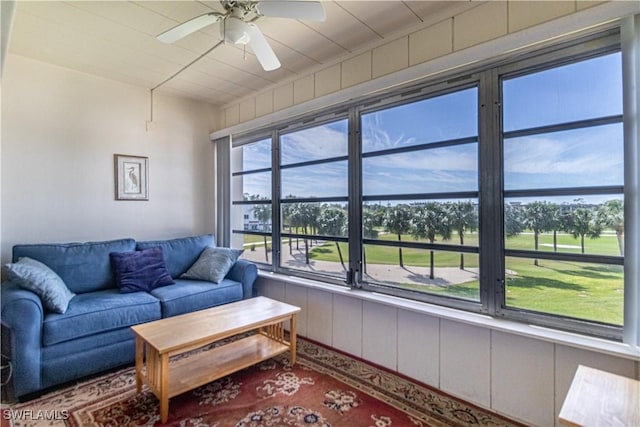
xmin=364 ymin=145 xmax=477 ymax=172
xmin=504 ymin=127 xmax=623 ymax=176
xmin=281 ymin=124 xmax=347 ymax=164
xmin=282 ymin=163 xmax=348 ymax=198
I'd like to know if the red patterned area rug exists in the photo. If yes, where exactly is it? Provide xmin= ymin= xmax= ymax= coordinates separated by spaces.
xmin=2 ymin=337 xmax=524 ymax=427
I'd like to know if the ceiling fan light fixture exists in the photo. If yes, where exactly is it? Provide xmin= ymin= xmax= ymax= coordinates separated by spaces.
xmin=223 ymin=16 xmax=250 ymax=45
xmin=156 ymin=0 xmax=326 ymax=73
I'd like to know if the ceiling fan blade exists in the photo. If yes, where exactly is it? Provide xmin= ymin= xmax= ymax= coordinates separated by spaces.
xmin=157 ymin=12 xmax=224 ymax=43
xmin=256 ymin=1 xmax=326 ymax=21
xmin=246 ymin=23 xmax=281 ymax=71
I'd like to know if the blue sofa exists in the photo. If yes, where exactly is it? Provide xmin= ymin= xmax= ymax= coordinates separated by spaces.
xmin=0 ymin=234 xmax=257 ymax=400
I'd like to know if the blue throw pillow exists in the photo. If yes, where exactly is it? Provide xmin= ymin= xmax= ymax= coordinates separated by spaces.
xmin=4 ymin=257 xmax=75 ymax=313
xmin=136 ymin=234 xmax=215 ymax=278
xmin=181 ymin=247 xmax=244 ymax=284
xmin=110 ymin=246 xmax=175 ymax=293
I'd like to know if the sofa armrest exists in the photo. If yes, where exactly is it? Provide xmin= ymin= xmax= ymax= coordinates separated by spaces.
xmin=1 ymin=282 xmax=44 ymax=398
xmin=226 ymin=259 xmax=258 ymax=299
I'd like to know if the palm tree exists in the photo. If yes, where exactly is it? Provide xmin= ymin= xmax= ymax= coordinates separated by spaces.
xmin=447 ymin=201 xmax=477 ymax=270
xmin=317 ymin=207 xmax=347 ymax=270
xmin=289 ymin=203 xmax=320 ymax=264
xmin=411 ymin=203 xmax=451 ymax=279
xmin=362 ymin=209 xmax=379 ymax=274
xmin=504 ymin=203 xmax=523 ymax=238
xmin=307 ymin=204 xmax=321 ymax=243
xmin=565 ymin=206 xmax=602 ymax=254
xmin=282 ymin=195 xmax=296 ymax=255
xmin=597 ymin=199 xmax=624 ymax=256
xmin=545 ymin=203 xmax=563 ymax=252
xmin=383 ymin=204 xmax=412 ymax=268
xmin=522 ymin=201 xmax=552 ymax=266
xmin=252 ymin=203 xmax=272 ymax=262
xmin=288 ymin=202 xmax=305 ymax=251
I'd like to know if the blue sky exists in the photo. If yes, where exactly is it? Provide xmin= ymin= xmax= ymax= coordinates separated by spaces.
xmin=235 ymin=52 xmax=623 ymax=204
xmin=502 ymin=53 xmax=622 ymax=131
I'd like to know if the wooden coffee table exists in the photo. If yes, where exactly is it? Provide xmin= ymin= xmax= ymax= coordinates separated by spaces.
xmin=131 ymin=296 xmax=301 ymax=423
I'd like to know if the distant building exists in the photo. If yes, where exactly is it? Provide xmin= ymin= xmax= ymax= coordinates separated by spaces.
xmin=243 ymin=205 xmax=271 ymax=231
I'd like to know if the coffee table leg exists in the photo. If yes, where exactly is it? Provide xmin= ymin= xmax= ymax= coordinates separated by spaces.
xmin=135 ymin=337 xmax=143 ymax=393
xmin=160 ymin=354 xmax=169 ymax=423
xmin=290 ymin=313 xmax=297 ymax=366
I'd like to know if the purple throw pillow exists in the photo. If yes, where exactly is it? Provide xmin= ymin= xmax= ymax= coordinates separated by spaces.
xmin=110 ymin=246 xmax=175 ymax=293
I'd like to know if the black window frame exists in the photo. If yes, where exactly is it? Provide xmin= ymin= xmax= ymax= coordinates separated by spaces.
xmin=276 ymin=112 xmax=351 ymax=283
xmin=494 ymin=32 xmax=624 ymax=338
xmin=227 ymin=29 xmax=628 ymax=341
xmin=356 ymin=80 xmax=483 ymax=313
xmin=231 ymin=133 xmax=275 ymax=266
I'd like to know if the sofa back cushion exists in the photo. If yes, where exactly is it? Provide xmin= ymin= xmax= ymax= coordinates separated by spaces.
xmin=136 ymin=234 xmax=215 ymax=279
xmin=12 ymin=239 xmax=136 ymax=294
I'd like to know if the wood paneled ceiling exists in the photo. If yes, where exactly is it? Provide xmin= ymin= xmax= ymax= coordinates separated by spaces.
xmin=8 ymin=1 xmax=474 ymax=107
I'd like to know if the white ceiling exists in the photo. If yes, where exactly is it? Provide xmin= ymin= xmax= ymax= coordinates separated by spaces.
xmin=7 ymin=1 xmax=474 ymax=107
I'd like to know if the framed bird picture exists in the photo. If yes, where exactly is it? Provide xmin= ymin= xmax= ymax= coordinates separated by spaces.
xmin=114 ymin=154 xmax=148 ymax=201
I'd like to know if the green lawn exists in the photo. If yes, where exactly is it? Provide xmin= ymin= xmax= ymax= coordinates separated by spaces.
xmin=304 ymin=231 xmax=623 ymax=326
xmin=505 ymin=231 xmax=622 ymax=256
xmin=239 ymin=231 xmax=623 ymax=325
xmin=504 ymin=259 xmax=623 ymax=325
xmin=238 ymin=234 xmax=269 ymax=245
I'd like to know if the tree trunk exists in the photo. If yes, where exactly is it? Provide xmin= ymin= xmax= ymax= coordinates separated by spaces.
xmin=336 ymin=242 xmax=346 ymax=271
xmin=289 ymin=226 xmax=293 ymax=255
xmin=263 ymin=236 xmax=269 ymax=263
xmin=553 ymin=230 xmax=558 ymax=252
xmin=397 ymin=233 xmax=404 ymax=268
xmin=304 ymin=238 xmax=310 ymax=264
xmin=616 ymin=228 xmax=624 ymax=256
xmin=581 ymin=234 xmax=585 ymax=254
xmin=429 ymin=250 xmax=435 ymax=280
xmin=459 ymin=231 xmax=464 ymax=270
xmin=534 ymin=232 xmax=539 ymax=266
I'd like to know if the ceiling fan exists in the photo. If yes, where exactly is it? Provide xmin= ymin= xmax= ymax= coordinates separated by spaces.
xmin=157 ymin=0 xmax=326 ymax=71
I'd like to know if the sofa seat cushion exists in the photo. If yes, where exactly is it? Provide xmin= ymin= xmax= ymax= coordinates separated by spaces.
xmin=12 ymin=239 xmax=136 ymax=294
xmin=42 ymin=327 xmax=135 ymax=360
xmin=150 ymin=278 xmax=242 ymax=318
xmin=43 ymin=289 xmax=160 ymax=346
xmin=136 ymin=234 xmax=214 ymax=279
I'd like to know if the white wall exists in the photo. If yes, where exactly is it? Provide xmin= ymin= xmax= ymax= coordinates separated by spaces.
xmin=259 ymin=277 xmax=640 ymax=427
xmin=1 ymin=54 xmax=217 ymax=264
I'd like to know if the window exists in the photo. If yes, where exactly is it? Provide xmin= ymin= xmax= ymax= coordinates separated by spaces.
xmin=226 ymin=31 xmax=633 ymax=340
xmin=360 ymin=87 xmax=481 ymax=304
xmin=279 ymin=119 xmax=349 ymax=281
xmin=231 ymin=137 xmax=273 ymax=265
xmin=500 ymin=52 xmax=624 ymax=331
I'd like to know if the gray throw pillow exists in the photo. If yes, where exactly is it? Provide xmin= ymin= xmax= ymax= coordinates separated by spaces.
xmin=181 ymin=247 xmax=244 ymax=284
xmin=4 ymin=257 xmax=76 ymax=313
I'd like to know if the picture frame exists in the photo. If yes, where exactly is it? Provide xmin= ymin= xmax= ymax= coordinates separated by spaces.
xmin=114 ymin=154 xmax=148 ymax=201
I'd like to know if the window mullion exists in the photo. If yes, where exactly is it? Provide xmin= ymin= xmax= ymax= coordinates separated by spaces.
xmin=478 ymin=69 xmax=504 ymax=316
xmin=272 ymin=129 xmax=281 ymax=272
xmin=621 ymin=14 xmax=640 ymax=347
xmin=215 ymin=136 xmax=231 ymax=248
xmin=349 ymin=106 xmax=362 ymax=287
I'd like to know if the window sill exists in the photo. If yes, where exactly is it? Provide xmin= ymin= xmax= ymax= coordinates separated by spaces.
xmin=258 ymin=271 xmax=640 ymax=361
